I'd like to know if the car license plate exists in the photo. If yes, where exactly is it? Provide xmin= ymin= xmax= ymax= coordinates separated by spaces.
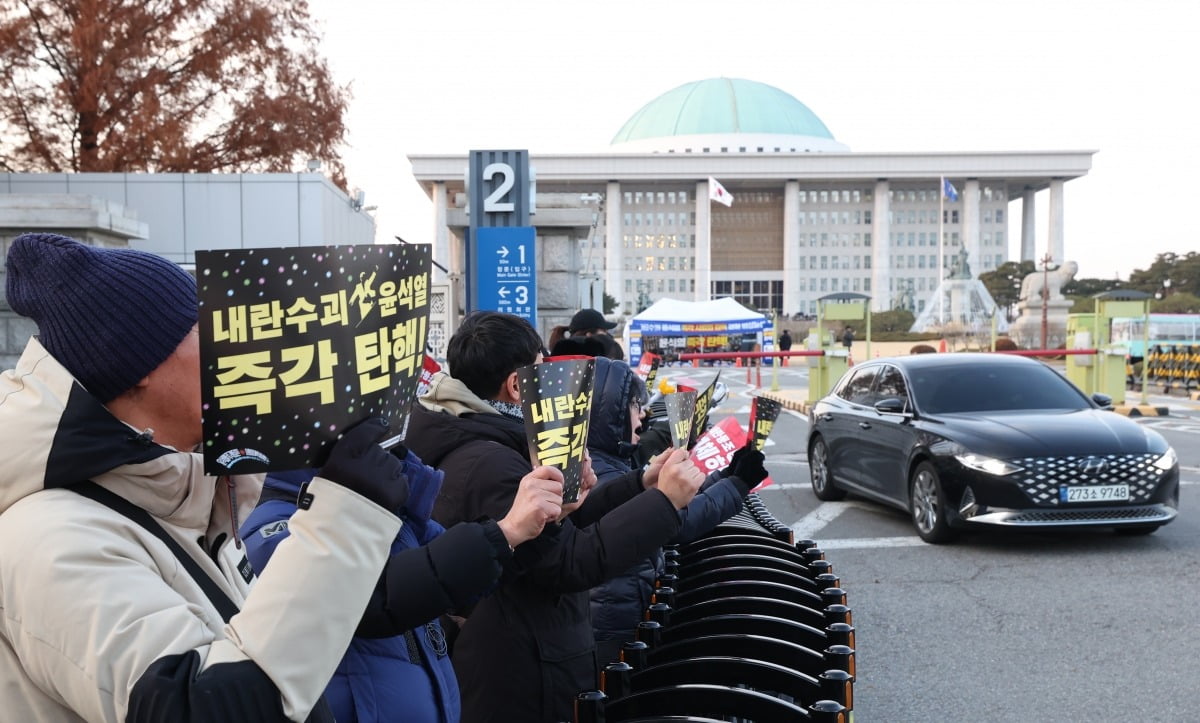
xmin=1061 ymin=485 xmax=1130 ymax=502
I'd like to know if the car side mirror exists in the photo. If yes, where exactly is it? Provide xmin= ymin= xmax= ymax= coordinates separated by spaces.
xmin=1091 ymin=392 xmax=1113 ymax=410
xmin=874 ymin=397 xmax=907 ymax=415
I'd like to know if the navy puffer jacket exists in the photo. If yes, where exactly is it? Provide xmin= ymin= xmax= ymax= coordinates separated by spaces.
xmin=587 ymin=358 xmax=749 ymax=649
xmin=242 ymin=455 xmax=459 ymax=723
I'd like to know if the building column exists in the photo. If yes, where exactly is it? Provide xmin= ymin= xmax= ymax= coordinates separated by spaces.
xmin=1048 ymin=178 xmax=1065 ymax=264
xmin=603 ymin=181 xmax=623 ymax=311
xmin=431 ymin=182 xmax=449 ymax=283
xmin=963 ymin=179 xmax=981 ymax=278
xmin=695 ymin=180 xmax=711 ymax=302
xmin=1021 ymin=186 xmax=1037 ymax=262
xmin=870 ymin=179 xmax=890 ymax=312
xmin=782 ymin=180 xmax=800 ymax=316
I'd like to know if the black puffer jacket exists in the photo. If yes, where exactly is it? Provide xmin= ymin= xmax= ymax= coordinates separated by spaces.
xmin=405 ymin=371 xmax=684 ymax=723
xmin=585 ymin=358 xmax=749 ymax=659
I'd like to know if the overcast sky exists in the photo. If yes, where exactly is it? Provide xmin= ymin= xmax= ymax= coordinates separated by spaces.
xmin=306 ymin=0 xmax=1197 ymax=283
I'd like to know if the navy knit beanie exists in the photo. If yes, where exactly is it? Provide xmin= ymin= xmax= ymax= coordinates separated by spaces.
xmin=5 ymin=232 xmax=199 ymax=403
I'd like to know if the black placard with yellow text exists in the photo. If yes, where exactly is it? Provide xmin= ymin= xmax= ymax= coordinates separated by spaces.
xmin=681 ymin=372 xmax=720 ymax=449
xmin=197 ymin=244 xmax=431 ymax=475
xmin=517 ymin=356 xmax=596 ymax=504
xmin=665 ymin=390 xmax=698 ymax=449
xmin=748 ymin=395 xmax=782 ymax=451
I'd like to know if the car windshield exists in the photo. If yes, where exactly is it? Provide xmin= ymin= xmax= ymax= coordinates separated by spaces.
xmin=909 ymin=362 xmax=1090 ymax=414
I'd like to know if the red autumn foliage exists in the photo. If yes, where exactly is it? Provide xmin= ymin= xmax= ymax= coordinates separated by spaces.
xmin=0 ymin=0 xmax=350 ymax=188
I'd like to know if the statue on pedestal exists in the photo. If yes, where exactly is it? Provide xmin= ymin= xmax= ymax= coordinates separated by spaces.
xmin=948 ymin=247 xmax=973 ymax=280
xmin=1018 ymin=260 xmax=1078 ymax=307
xmin=1009 ymin=259 xmax=1079 ymax=348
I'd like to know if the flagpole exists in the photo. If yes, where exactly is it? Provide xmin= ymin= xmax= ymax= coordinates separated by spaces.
xmin=938 ymin=176 xmax=945 ymax=325
xmin=700 ymin=186 xmax=710 ymax=301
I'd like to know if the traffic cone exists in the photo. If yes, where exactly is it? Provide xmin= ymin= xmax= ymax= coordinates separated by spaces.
xmin=938 ymin=338 xmax=947 ymax=353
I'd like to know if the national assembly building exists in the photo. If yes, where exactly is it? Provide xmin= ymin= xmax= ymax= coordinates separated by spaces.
xmin=408 ymin=77 xmax=1093 ymax=322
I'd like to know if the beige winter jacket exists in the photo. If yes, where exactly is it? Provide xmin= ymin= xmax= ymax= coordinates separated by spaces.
xmin=0 ymin=338 xmax=402 ymax=722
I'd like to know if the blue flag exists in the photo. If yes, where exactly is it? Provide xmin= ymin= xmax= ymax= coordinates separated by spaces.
xmin=942 ymin=178 xmax=959 ymax=202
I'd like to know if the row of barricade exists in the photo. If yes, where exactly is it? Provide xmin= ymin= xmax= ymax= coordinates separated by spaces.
xmin=574 ymin=493 xmax=855 ymax=722
xmin=1137 ymin=344 xmax=1199 ymax=392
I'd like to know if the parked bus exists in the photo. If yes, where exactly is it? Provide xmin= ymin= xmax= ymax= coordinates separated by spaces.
xmin=1109 ymin=313 xmax=1200 ymax=357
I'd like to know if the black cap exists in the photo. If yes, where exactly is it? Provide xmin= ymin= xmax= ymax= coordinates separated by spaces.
xmin=569 ymin=308 xmax=616 ymax=332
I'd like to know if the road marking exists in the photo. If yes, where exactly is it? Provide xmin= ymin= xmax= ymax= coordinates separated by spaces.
xmin=790 ymin=501 xmax=856 ymax=539
xmin=817 ymin=536 xmax=926 ymax=550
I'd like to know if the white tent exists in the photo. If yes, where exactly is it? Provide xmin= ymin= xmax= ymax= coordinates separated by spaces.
xmin=631 ymin=297 xmax=767 ymax=326
xmin=628 ymin=297 xmax=768 ymax=364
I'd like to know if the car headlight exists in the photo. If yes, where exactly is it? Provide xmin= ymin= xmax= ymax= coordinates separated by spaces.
xmin=1153 ymin=447 xmax=1178 ymax=471
xmin=955 ymin=453 xmax=1024 ymax=476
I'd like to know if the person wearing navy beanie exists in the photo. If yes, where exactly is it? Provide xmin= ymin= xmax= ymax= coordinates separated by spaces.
xmin=0 ymin=232 xmax=563 ymax=722
xmin=5 ymin=232 xmax=199 ymax=403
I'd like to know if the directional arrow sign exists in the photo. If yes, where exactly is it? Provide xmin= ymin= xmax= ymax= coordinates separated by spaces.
xmin=475 ymin=226 xmax=537 ymax=325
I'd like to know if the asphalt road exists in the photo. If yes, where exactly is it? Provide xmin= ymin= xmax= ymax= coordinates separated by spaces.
xmin=661 ymin=364 xmax=1200 ymax=721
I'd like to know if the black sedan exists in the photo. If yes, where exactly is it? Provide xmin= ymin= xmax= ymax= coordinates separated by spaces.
xmin=807 ymin=353 xmax=1179 ymax=543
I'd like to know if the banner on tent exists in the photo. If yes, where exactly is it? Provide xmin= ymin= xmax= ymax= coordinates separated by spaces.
xmin=632 ymin=318 xmax=766 ymax=334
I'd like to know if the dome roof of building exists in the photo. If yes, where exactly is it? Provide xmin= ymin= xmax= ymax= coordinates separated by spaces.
xmin=610 ymin=78 xmax=843 ymax=151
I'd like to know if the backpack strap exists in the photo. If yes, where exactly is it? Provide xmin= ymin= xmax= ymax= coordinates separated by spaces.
xmin=73 ymin=481 xmax=241 ymax=624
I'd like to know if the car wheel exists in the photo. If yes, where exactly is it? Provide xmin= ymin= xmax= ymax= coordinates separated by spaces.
xmin=1114 ymin=524 xmax=1162 ymax=536
xmin=909 ymin=461 xmax=956 ymax=544
xmin=809 ymin=436 xmax=846 ymax=501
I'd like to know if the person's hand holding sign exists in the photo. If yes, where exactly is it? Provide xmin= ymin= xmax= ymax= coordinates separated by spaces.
xmin=641 ymin=447 xmax=673 ymax=490
xmin=653 ymin=447 xmax=705 ymax=510
xmin=498 ymin=465 xmax=565 ymax=547
xmin=319 ymin=417 xmax=409 ymax=512
xmin=720 ymin=441 xmax=768 ymax=487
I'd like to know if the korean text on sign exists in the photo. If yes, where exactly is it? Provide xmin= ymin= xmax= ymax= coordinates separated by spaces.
xmin=535 ymin=419 xmax=590 ymax=468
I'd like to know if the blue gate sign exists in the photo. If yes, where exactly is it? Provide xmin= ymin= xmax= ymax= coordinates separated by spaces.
xmin=475 ymin=226 xmax=537 ymax=325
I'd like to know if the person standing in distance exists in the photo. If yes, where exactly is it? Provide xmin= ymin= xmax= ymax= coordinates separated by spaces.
xmin=547 ymin=308 xmax=624 ymax=360
xmin=778 ymin=328 xmax=793 ymax=366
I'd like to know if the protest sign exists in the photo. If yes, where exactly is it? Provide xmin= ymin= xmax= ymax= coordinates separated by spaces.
xmin=689 ymin=416 xmax=745 ymax=473
xmin=748 ymin=396 xmax=782 ymax=451
xmin=516 ymin=356 xmax=596 ymax=504
xmin=684 ymin=371 xmax=720 ymax=449
xmin=197 ymin=243 xmax=431 ymax=475
xmin=688 ymin=416 xmax=775 ymax=492
xmin=664 ymin=389 xmax=697 ymax=449
xmin=416 ymin=354 xmax=441 ymax=398
xmin=635 ymin=351 xmax=661 ymax=390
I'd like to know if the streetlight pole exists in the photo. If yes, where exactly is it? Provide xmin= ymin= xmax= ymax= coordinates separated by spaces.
xmin=1039 ymin=252 xmax=1054 ymax=350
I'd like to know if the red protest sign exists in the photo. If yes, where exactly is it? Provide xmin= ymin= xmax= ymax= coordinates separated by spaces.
xmin=635 ymin=351 xmax=661 ymax=390
xmin=688 ymin=416 xmax=775 ymax=492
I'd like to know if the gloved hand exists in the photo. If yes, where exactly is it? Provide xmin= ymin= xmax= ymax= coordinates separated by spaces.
xmin=720 ymin=443 xmax=754 ymax=478
xmin=319 ymin=417 xmax=409 ymax=512
xmin=727 ymin=444 xmax=768 ymax=489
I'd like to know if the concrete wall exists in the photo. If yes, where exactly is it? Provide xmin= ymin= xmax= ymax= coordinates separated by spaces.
xmin=1 ymin=173 xmax=377 ymax=370
xmin=1 ymin=172 xmax=376 ymax=265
